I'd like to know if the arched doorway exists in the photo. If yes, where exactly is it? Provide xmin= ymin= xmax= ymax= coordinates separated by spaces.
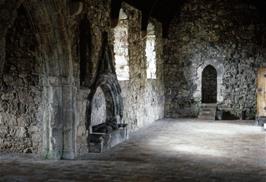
xmin=202 ymin=65 xmax=217 ymax=103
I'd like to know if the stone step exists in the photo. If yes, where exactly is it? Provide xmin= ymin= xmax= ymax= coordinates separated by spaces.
xmin=198 ymin=103 xmax=217 ymax=120
xmin=200 ymin=109 xmax=215 ymax=112
xmin=198 ymin=112 xmax=216 ymax=116
xmin=201 ymin=107 xmax=217 ymax=110
xmin=201 ymin=108 xmax=216 ymax=111
xmin=199 ymin=113 xmax=215 ymax=116
xmin=198 ymin=116 xmax=214 ymax=120
xmin=199 ymin=112 xmax=216 ymax=116
xmin=199 ymin=112 xmax=215 ymax=114
xmin=201 ymin=105 xmax=217 ymax=108
xmin=201 ymin=103 xmax=217 ymax=107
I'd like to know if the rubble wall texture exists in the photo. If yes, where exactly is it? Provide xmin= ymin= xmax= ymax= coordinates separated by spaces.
xmin=117 ymin=3 xmax=164 ymax=131
xmin=0 ymin=6 xmax=42 ymax=153
xmin=76 ymin=3 xmax=165 ymax=156
xmin=164 ymin=0 xmax=266 ymax=118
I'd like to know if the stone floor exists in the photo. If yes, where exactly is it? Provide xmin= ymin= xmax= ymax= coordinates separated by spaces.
xmin=0 ymin=119 xmax=266 ymax=182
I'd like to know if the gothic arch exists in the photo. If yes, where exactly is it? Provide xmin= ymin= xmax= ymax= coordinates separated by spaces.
xmin=88 ymin=74 xmax=123 ymax=128
xmin=87 ymin=32 xmax=123 ymax=139
xmin=113 ymin=8 xmax=129 ymax=81
xmin=202 ymin=65 xmax=217 ymax=103
xmin=195 ymin=60 xmax=224 ymax=103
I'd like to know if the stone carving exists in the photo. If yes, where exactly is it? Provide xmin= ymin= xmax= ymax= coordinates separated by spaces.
xmin=87 ymin=32 xmax=123 ymax=133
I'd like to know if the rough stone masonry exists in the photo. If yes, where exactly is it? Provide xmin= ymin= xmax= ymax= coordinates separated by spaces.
xmin=0 ymin=0 xmax=165 ymax=159
xmin=164 ymin=0 xmax=266 ymax=119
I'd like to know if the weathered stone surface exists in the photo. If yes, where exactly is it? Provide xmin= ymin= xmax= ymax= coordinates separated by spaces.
xmin=0 ymin=120 xmax=266 ymax=181
xmin=164 ymin=0 xmax=266 ymax=119
xmin=91 ymin=87 xmax=107 ymax=127
xmin=117 ymin=3 xmax=164 ymax=131
xmin=75 ymin=2 xmax=165 ymax=156
xmin=0 ymin=6 xmax=42 ymax=154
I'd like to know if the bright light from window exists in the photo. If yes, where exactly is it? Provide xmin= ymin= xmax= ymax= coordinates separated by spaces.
xmin=114 ymin=9 xmax=129 ymax=81
xmin=146 ymin=23 xmax=156 ymax=79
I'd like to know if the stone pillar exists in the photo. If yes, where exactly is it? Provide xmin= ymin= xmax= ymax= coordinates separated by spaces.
xmin=42 ymin=77 xmax=64 ymax=160
xmin=61 ymin=84 xmax=76 ymax=159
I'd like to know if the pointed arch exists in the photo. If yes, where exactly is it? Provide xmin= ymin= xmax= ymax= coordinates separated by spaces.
xmin=113 ymin=8 xmax=129 ymax=81
xmin=87 ymin=32 xmax=123 ymax=130
xmin=195 ymin=59 xmax=225 ymax=104
xmin=202 ymin=65 xmax=217 ymax=103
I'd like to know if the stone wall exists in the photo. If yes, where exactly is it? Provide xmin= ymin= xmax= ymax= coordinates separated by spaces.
xmin=0 ymin=0 xmax=79 ymax=159
xmin=114 ymin=8 xmax=129 ymax=81
xmin=164 ymin=0 xmax=266 ymax=119
xmin=0 ymin=0 xmax=165 ymax=158
xmin=74 ymin=0 xmax=113 ymax=156
xmin=74 ymin=2 xmax=165 ymax=156
xmin=90 ymin=87 xmax=107 ymax=127
xmin=117 ymin=3 xmax=164 ymax=131
xmin=0 ymin=6 xmax=42 ymax=153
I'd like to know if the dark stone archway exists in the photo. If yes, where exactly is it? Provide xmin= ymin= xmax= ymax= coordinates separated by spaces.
xmin=202 ymin=65 xmax=217 ymax=103
xmin=86 ymin=32 xmax=125 ymax=152
xmin=87 ymin=32 xmax=123 ymax=130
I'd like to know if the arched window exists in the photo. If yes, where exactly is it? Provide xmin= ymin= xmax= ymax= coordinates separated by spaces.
xmin=79 ymin=16 xmax=91 ymax=86
xmin=202 ymin=65 xmax=217 ymax=103
xmin=113 ymin=8 xmax=129 ymax=81
xmin=145 ymin=22 xmax=156 ymax=79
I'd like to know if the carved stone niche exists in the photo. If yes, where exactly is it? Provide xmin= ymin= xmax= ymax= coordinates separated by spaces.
xmin=87 ymin=32 xmax=127 ymax=153
xmin=90 ymin=87 xmax=107 ymax=127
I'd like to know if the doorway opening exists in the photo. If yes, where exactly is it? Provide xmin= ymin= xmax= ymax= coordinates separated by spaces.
xmin=202 ymin=65 xmax=217 ymax=103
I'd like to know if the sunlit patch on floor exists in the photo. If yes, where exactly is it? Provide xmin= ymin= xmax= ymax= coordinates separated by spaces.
xmin=172 ymin=145 xmax=225 ymax=157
